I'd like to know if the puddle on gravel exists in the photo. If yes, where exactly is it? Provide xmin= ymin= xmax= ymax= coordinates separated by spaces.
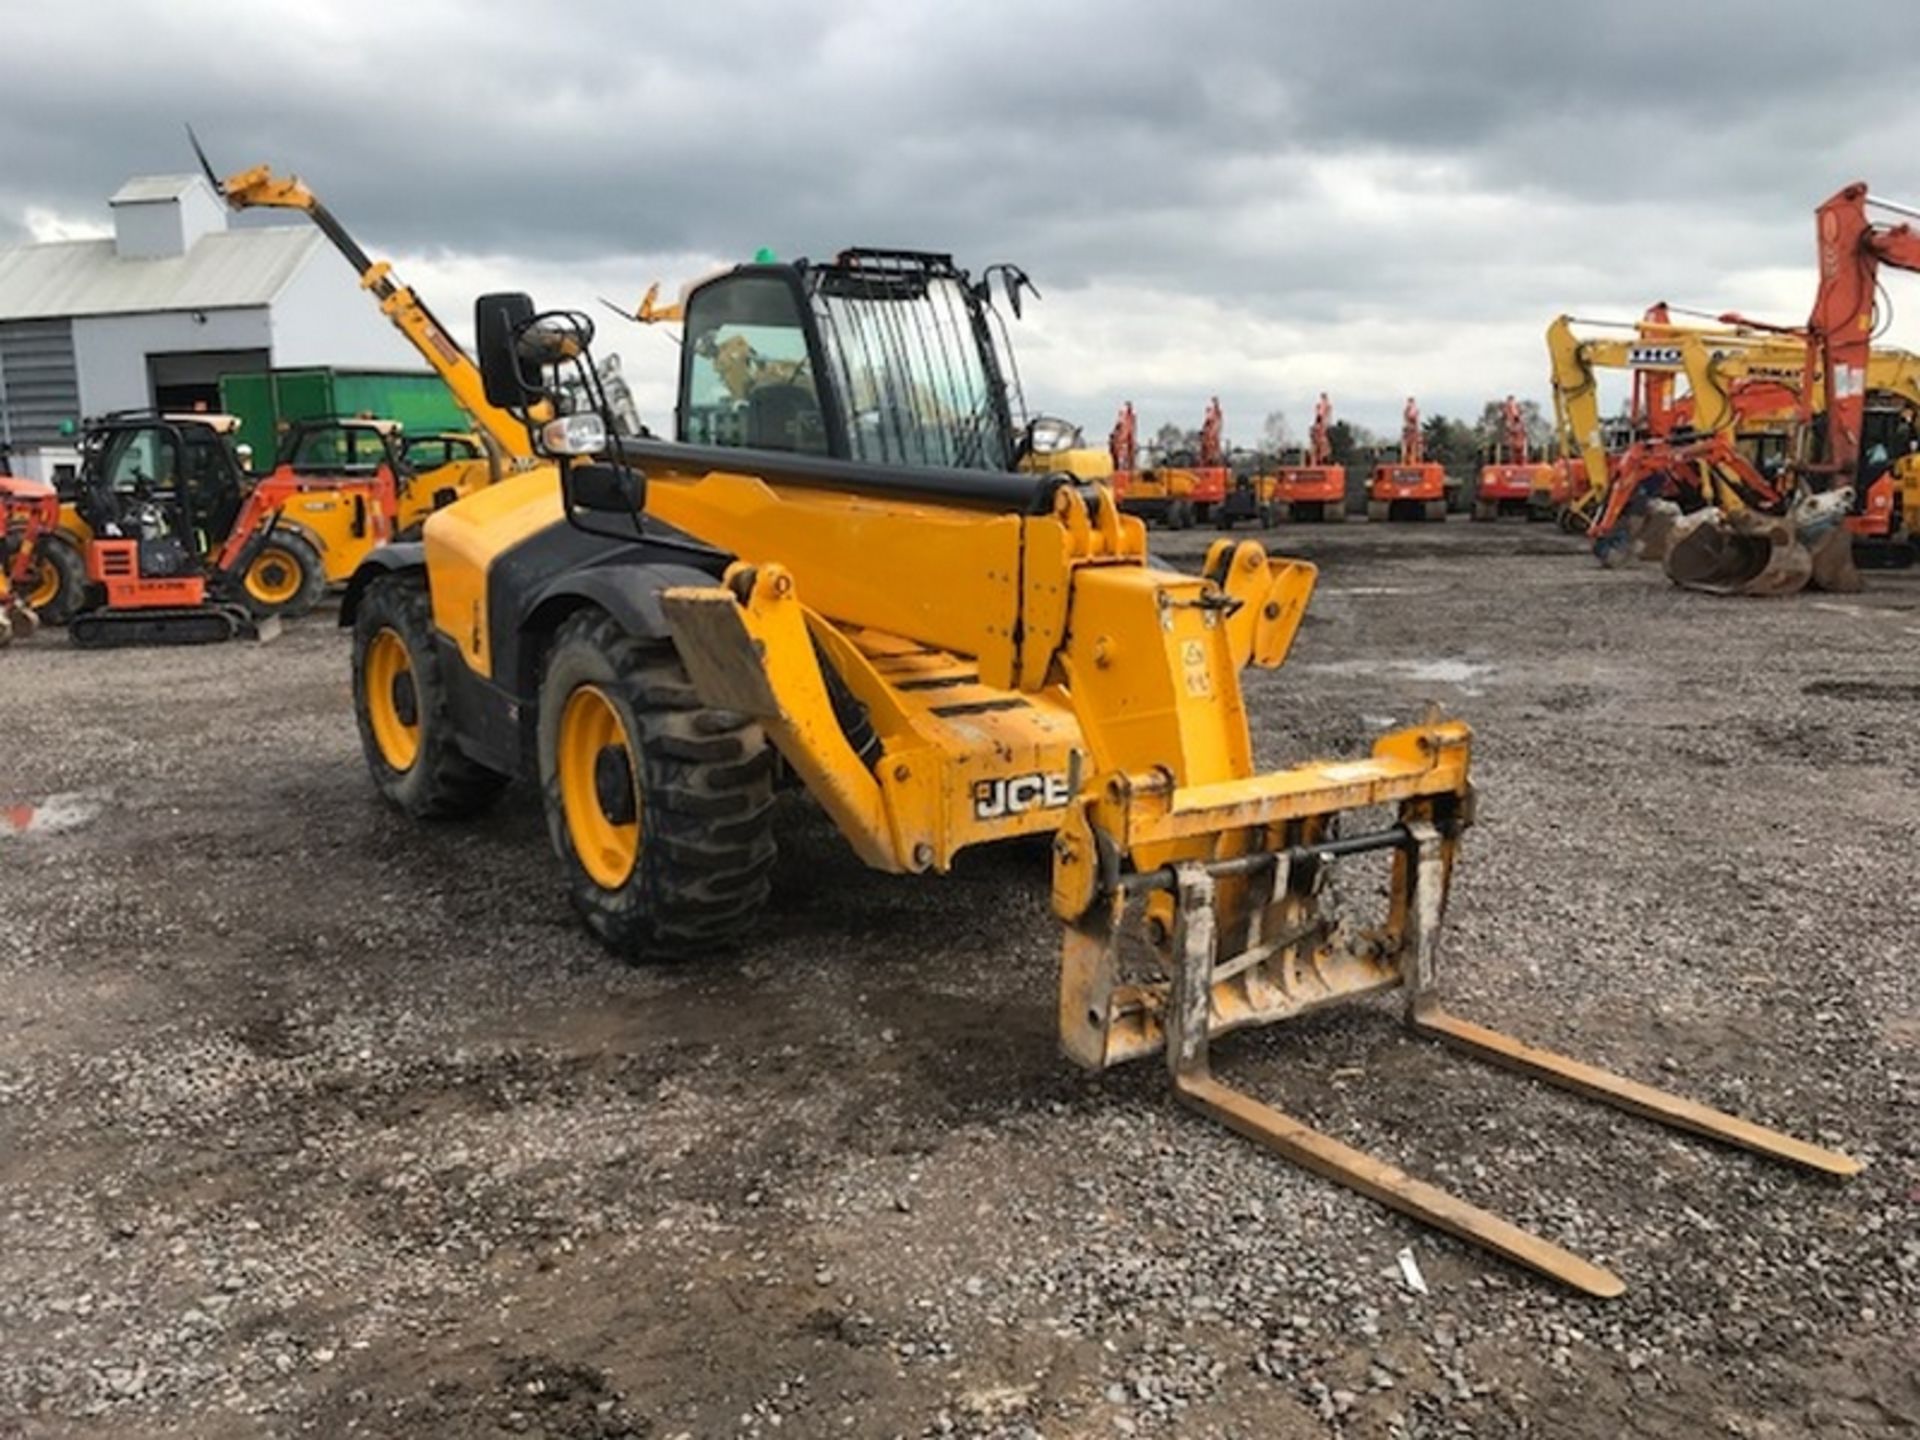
xmin=1301 ymin=658 xmax=1494 ymax=689
xmin=0 ymin=789 xmax=110 ymax=840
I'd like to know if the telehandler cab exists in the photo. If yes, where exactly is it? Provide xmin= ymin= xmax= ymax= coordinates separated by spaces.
xmin=339 ymin=247 xmax=1856 ymax=1298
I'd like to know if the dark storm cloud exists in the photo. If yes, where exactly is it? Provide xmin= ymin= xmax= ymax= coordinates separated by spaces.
xmin=4 ymin=1 xmax=1917 ymax=432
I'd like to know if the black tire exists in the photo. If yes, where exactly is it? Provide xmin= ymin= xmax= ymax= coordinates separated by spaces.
xmin=27 ymin=534 xmax=86 ymax=625
xmin=244 ymin=531 xmax=327 ymax=619
xmin=351 ymin=574 xmax=509 ymax=819
xmin=538 ymin=608 xmax=776 ymax=958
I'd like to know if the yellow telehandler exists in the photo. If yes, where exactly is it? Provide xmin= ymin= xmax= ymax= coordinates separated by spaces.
xmin=320 ymin=231 xmax=1859 ymax=1298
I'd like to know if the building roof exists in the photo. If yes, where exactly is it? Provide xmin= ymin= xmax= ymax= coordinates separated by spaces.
xmin=109 ymin=174 xmax=206 ymax=205
xmin=0 ymin=227 xmax=323 ymax=322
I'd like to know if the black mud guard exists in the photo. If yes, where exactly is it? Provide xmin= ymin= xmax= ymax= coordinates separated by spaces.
xmin=338 ymin=542 xmax=428 ymax=627
xmin=510 ymin=559 xmax=726 ymax=698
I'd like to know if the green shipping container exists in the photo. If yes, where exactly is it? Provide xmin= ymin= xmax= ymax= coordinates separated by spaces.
xmin=218 ymin=368 xmax=469 ymax=467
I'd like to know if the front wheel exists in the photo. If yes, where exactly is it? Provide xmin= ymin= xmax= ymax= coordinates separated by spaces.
xmin=538 ymin=609 xmax=776 ymax=959
xmin=244 ymin=532 xmax=327 ymax=619
xmin=27 ymin=534 xmax=86 ymax=624
xmin=351 ymin=574 xmax=509 ymax=818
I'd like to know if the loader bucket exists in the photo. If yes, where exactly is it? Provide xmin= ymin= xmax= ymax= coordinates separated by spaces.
xmin=1663 ymin=509 xmax=1811 ymax=597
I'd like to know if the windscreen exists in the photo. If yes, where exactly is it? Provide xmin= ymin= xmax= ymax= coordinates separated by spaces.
xmin=680 ymin=274 xmax=827 ymax=455
xmin=812 ymin=271 xmax=1010 ymax=472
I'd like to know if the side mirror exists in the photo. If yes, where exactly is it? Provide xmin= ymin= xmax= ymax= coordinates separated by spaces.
xmin=476 ymin=292 xmax=539 ymax=408
xmin=565 ymin=460 xmax=647 ymax=517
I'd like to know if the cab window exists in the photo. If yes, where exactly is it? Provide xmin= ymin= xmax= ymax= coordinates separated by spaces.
xmin=103 ymin=428 xmax=176 ymax=492
xmin=286 ymin=426 xmax=389 ymax=474
xmin=680 ymin=275 xmax=827 ymax=455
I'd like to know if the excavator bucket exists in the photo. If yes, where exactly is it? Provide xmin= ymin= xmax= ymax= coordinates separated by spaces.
xmin=1632 ymin=499 xmax=1684 ymax=563
xmin=1663 ymin=508 xmax=1812 ymax=596
xmin=1663 ymin=490 xmax=1860 ymax=597
xmin=1808 ymin=529 xmax=1864 ymax=592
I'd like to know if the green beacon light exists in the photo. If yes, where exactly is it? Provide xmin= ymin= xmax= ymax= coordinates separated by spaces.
xmin=753 ymin=247 xmax=778 ymax=264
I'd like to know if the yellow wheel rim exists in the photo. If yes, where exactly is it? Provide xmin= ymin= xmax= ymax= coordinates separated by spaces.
xmin=27 ymin=553 xmax=60 ymax=610
xmin=364 ymin=628 xmax=422 ymax=772
xmin=558 ymin=684 xmax=641 ymax=890
xmin=246 ymin=546 xmax=303 ymax=607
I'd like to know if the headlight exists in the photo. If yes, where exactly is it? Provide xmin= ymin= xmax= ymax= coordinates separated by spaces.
xmin=542 ymin=414 xmax=608 ymax=455
xmin=1028 ymin=416 xmax=1080 ymax=455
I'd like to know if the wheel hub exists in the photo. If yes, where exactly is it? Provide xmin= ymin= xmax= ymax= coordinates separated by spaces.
xmin=390 ymin=670 xmax=419 ymax=727
xmin=593 ymin=743 xmax=637 ymax=825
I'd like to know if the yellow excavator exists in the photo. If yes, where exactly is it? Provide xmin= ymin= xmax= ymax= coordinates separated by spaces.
xmin=299 ymin=197 xmax=1861 ymax=1300
xmin=1544 ymin=310 xmax=1695 ymax=533
xmin=1676 ymin=331 xmax=1920 ymax=558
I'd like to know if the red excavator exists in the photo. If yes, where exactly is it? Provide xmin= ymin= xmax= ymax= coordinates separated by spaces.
xmin=1368 ymin=397 xmax=1447 ymax=521
xmin=1273 ymin=391 xmax=1349 ymax=522
xmin=1 ymin=465 xmax=59 ymax=646
xmin=1112 ymin=398 xmax=1230 ymax=528
xmin=1660 ymin=180 xmax=1920 ymax=593
xmin=1789 ymin=182 xmax=1920 ymax=547
xmin=1107 ymin=402 xmax=1138 ymax=500
xmin=1474 ymin=395 xmax=1548 ymax=521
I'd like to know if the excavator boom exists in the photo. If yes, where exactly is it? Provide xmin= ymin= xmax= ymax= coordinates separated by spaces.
xmin=1806 ymin=183 xmax=1920 ymax=483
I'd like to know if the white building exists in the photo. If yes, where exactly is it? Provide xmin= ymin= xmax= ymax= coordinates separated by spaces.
xmin=0 ymin=173 xmax=417 ymax=474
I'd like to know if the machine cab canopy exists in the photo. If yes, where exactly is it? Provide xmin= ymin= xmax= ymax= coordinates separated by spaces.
xmin=676 ymin=249 xmax=1019 ymax=473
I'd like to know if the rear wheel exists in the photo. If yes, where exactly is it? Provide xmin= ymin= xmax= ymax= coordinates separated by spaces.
xmin=538 ymin=608 xmax=776 ymax=958
xmin=244 ymin=532 xmax=327 ymax=619
xmin=27 ymin=535 xmax=85 ymax=624
xmin=351 ymin=574 xmax=508 ymax=818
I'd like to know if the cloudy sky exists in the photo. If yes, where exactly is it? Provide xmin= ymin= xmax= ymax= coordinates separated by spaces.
xmin=6 ymin=0 xmax=1919 ymax=445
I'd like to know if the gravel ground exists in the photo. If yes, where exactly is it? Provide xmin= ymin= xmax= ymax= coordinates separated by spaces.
xmin=0 ymin=520 xmax=1915 ymax=1439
